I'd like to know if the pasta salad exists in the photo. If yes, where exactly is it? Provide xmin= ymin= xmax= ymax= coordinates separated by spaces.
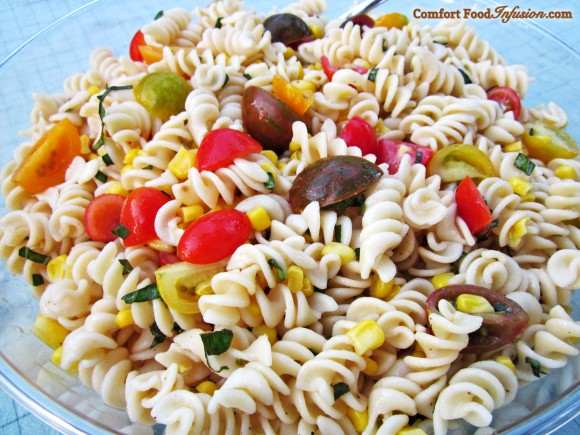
xmin=1 ymin=0 xmax=579 ymax=434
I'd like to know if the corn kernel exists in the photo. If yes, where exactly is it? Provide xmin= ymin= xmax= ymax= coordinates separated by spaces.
xmin=291 ymin=80 xmax=317 ymax=95
xmin=123 ymin=148 xmax=146 ymax=165
xmin=283 ymin=47 xmax=295 ymax=60
xmin=121 ymin=164 xmax=132 ymax=174
xmin=519 ymin=193 xmax=536 ymax=203
xmin=289 ymin=141 xmax=301 ymax=152
xmin=495 ymin=355 xmax=516 ymax=373
xmin=411 ymin=347 xmax=426 ymax=358
xmin=115 ymin=309 xmax=135 ymax=328
xmin=88 ymin=85 xmax=101 ymax=95
xmin=509 ymin=176 xmax=533 ymax=196
xmin=194 ymin=281 xmax=213 ymax=296
xmin=370 ymin=277 xmax=395 ymax=299
xmin=148 ymin=239 xmax=175 ymax=252
xmin=196 ymin=380 xmax=219 ymax=396
xmin=106 ymin=182 xmax=128 ymax=196
xmin=261 ymin=150 xmax=278 ymax=166
xmin=260 ymin=163 xmax=278 ymax=182
xmin=47 ymin=255 xmax=69 ymax=281
xmin=397 ymin=427 xmax=427 ymax=435
xmin=321 ymin=242 xmax=356 ymax=264
xmin=246 ymin=206 xmax=272 ymax=231
xmin=508 ymin=216 xmax=530 ymax=248
xmin=278 ymin=161 xmax=287 ymax=171
xmin=374 ymin=119 xmax=389 ymax=136
xmin=363 ymin=356 xmax=378 ymax=375
xmin=503 ymin=141 xmax=523 ymax=152
xmin=32 ymin=315 xmax=70 ymax=349
xmin=352 ymin=59 xmax=371 ymax=70
xmin=302 ymin=277 xmax=314 ymax=297
xmin=290 ymin=151 xmax=302 ymax=161
xmin=247 ymin=301 xmax=261 ymax=317
xmin=347 ymin=408 xmax=369 ymax=433
xmin=347 ymin=320 xmax=385 ymax=355
xmin=80 ymin=134 xmax=91 ymax=154
xmin=253 ymin=325 xmax=277 ymax=345
xmin=432 ymin=272 xmax=454 ymax=290
xmin=555 ymin=165 xmax=577 ymax=179
xmin=51 ymin=346 xmax=64 ymax=367
xmin=308 ymin=23 xmax=325 ymax=39
xmin=311 ymin=61 xmax=322 ymax=71
xmin=179 ymin=205 xmax=205 ymax=223
xmin=287 ymin=265 xmax=304 ymax=293
xmin=456 ymin=294 xmax=495 ymax=314
xmin=168 ymin=146 xmax=196 ymax=179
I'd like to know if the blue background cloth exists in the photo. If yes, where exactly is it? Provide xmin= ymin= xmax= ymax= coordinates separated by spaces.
xmin=0 ymin=0 xmax=578 ymax=434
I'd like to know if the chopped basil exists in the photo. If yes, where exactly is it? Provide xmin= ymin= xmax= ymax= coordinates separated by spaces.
xmin=222 ymin=74 xmax=230 ymax=88
xmin=18 ymin=247 xmax=50 ymax=264
xmin=415 ymin=151 xmax=423 ymax=164
xmin=492 ymin=302 xmax=510 ymax=314
xmin=215 ymin=17 xmax=223 ymax=28
xmin=93 ymin=85 xmax=133 ymax=150
xmin=525 ymin=356 xmax=547 ymax=378
xmin=102 ymin=154 xmax=114 ymax=166
xmin=235 ymin=358 xmax=247 ymax=367
xmin=458 ymin=68 xmax=472 ymax=84
xmin=150 ymin=322 xmax=166 ymax=348
xmin=32 ymin=273 xmax=45 ymax=286
xmin=112 ymin=224 xmax=130 ymax=239
xmin=118 ymin=259 xmax=133 ymax=275
xmin=313 ymin=286 xmax=325 ymax=293
xmin=476 ymin=218 xmax=499 ymax=241
xmin=382 ymin=39 xmax=388 ymax=52
xmin=323 ymin=193 xmax=365 ymax=213
xmin=332 ymin=382 xmax=349 ymax=401
xmin=200 ymin=329 xmax=233 ymax=372
xmin=143 ymin=165 xmax=154 ymax=170
xmin=529 ymin=128 xmax=534 ymax=136
xmin=154 ymin=10 xmax=164 ymax=20
xmin=334 ymin=225 xmax=342 ymax=243
xmin=264 ymin=172 xmax=275 ymax=189
xmin=354 ymin=247 xmax=360 ymax=261
xmin=433 ymin=41 xmax=448 ymax=46
xmin=122 ymin=283 xmax=161 ymax=303
xmin=95 ymin=170 xmax=108 ymax=183
xmin=173 ymin=322 xmax=185 ymax=334
xmin=514 ymin=153 xmax=536 ymax=176
xmin=243 ymin=73 xmax=252 ymax=80
xmin=367 ymin=67 xmax=379 ymax=83
xmin=268 ymin=258 xmax=286 ymax=281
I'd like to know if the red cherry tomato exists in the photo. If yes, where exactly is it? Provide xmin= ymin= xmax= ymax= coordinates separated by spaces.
xmin=321 ymin=56 xmax=339 ymax=81
xmin=340 ymin=117 xmax=378 ymax=156
xmin=130 ymin=30 xmax=146 ymax=62
xmin=177 ymin=209 xmax=251 ymax=264
xmin=196 ymin=129 xmax=263 ymax=172
xmin=120 ymin=187 xmax=171 ymax=247
xmin=348 ymin=14 xmax=375 ymax=30
xmin=84 ymin=194 xmax=126 ymax=242
xmin=455 ymin=176 xmax=494 ymax=235
xmin=486 ymin=86 xmax=521 ymax=120
xmin=376 ymin=139 xmax=434 ymax=174
xmin=159 ymin=251 xmax=181 ymax=265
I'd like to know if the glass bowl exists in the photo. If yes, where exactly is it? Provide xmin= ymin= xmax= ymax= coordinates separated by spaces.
xmin=0 ymin=0 xmax=578 ymax=433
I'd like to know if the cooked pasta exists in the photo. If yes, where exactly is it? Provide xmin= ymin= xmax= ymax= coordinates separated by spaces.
xmin=1 ymin=0 xmax=579 ymax=434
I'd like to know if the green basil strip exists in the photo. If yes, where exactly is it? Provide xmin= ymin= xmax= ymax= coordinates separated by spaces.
xmin=93 ymin=85 xmax=133 ymax=150
xmin=514 ymin=152 xmax=536 ymax=176
xmin=367 ymin=67 xmax=379 ymax=83
xmin=458 ymin=68 xmax=472 ymax=84
xmin=334 ymin=225 xmax=342 ymax=243
xmin=154 ymin=10 xmax=164 ymax=20
xmin=215 ymin=17 xmax=223 ymax=28
xmin=32 ymin=274 xmax=45 ymax=286
xmin=264 ymin=172 xmax=275 ymax=190
xmin=268 ymin=258 xmax=286 ymax=281
xmin=118 ymin=259 xmax=133 ymax=275
xmin=525 ymin=356 xmax=547 ymax=378
xmin=332 ymin=382 xmax=350 ymax=401
xmin=122 ymin=283 xmax=161 ymax=304
xmin=200 ymin=329 xmax=233 ymax=372
xmin=95 ymin=170 xmax=108 ymax=183
xmin=18 ymin=247 xmax=50 ymax=264
xmin=149 ymin=322 xmax=166 ymax=348
xmin=101 ymin=154 xmax=114 ymax=166
xmin=112 ymin=224 xmax=131 ymax=239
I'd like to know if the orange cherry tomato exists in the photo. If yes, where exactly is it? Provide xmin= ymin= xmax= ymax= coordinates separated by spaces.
xmin=138 ymin=45 xmax=164 ymax=64
xmin=84 ymin=194 xmax=125 ymax=242
xmin=120 ymin=187 xmax=170 ymax=247
xmin=177 ymin=209 xmax=251 ymax=264
xmin=195 ymin=129 xmax=263 ymax=172
xmin=375 ymin=12 xmax=408 ymax=30
xmin=272 ymin=75 xmax=312 ymax=116
xmin=12 ymin=118 xmax=81 ymax=194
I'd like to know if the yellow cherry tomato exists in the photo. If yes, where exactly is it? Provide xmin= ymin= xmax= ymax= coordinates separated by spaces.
xmin=134 ymin=72 xmax=192 ymax=121
xmin=522 ymin=122 xmax=579 ymax=163
xmin=12 ymin=118 xmax=81 ymax=194
xmin=427 ymin=144 xmax=496 ymax=183
xmin=375 ymin=12 xmax=409 ymax=30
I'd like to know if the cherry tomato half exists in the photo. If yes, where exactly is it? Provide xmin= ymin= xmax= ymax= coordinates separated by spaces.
xmin=120 ymin=187 xmax=170 ymax=247
xmin=129 ymin=30 xmax=146 ymax=62
xmin=84 ymin=194 xmax=126 ymax=242
xmin=158 ymin=251 xmax=181 ymax=266
xmin=426 ymin=284 xmax=528 ymax=354
xmin=340 ymin=117 xmax=378 ymax=156
xmin=486 ymin=86 xmax=521 ymax=120
xmin=427 ymin=144 xmax=496 ymax=183
xmin=376 ymin=139 xmax=434 ymax=175
xmin=12 ymin=118 xmax=81 ymax=194
xmin=455 ymin=176 xmax=494 ymax=235
xmin=522 ymin=122 xmax=579 ymax=163
xmin=321 ymin=56 xmax=339 ymax=81
xmin=177 ymin=209 xmax=251 ymax=264
xmin=348 ymin=14 xmax=375 ymax=29
xmin=196 ymin=129 xmax=263 ymax=171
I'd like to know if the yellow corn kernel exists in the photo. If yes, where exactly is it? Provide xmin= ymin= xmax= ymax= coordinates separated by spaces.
xmin=179 ymin=205 xmax=205 ymax=223
xmin=290 ymin=151 xmax=302 ymax=161
xmin=310 ymin=61 xmax=322 ymax=71
xmin=503 ymin=141 xmax=523 ymax=152
xmin=353 ymin=59 xmax=371 ymax=70
xmin=115 ymin=309 xmax=135 ymax=328
xmin=194 ymin=281 xmax=213 ymax=296
xmin=287 ymin=265 xmax=304 ymax=293
xmin=520 ymin=193 xmax=536 ymax=203
xmin=169 ymin=147 xmax=196 ymax=179
xmin=32 ymin=315 xmax=70 ymax=349
xmin=88 ymin=85 xmax=101 ymax=96
xmin=432 ymin=272 xmax=455 ymax=290
xmin=88 ymin=152 xmax=101 ymax=161
xmin=374 ymin=119 xmax=389 ymax=136
xmin=246 ymin=206 xmax=272 ymax=231
xmin=347 ymin=320 xmax=385 ymax=355
xmin=347 ymin=408 xmax=369 ymax=433
xmin=261 ymin=150 xmax=278 ymax=166
xmin=291 ymin=80 xmax=317 ymax=95
xmin=302 ymin=277 xmax=314 ymax=297
xmin=148 ymin=239 xmax=175 ymax=252
xmin=106 ymin=182 xmax=128 ymax=196
xmin=253 ymin=325 xmax=278 ymax=345
xmin=196 ymin=380 xmax=219 ymax=396
xmin=123 ymin=148 xmax=145 ymax=165
xmin=554 ymin=164 xmax=577 ymax=180
xmin=277 ymin=161 xmax=287 ymax=171
xmin=51 ymin=346 xmax=64 ymax=367
xmin=495 ymin=355 xmax=516 ymax=373
xmin=456 ymin=294 xmax=495 ymax=314
xmin=370 ymin=277 xmax=394 ymax=299
xmin=283 ymin=47 xmax=295 ymax=60
xmin=289 ymin=140 xmax=301 ymax=152
xmin=321 ymin=242 xmax=356 ymax=265
xmin=509 ymin=176 xmax=533 ymax=197
xmin=308 ymin=23 xmax=325 ymax=39
xmin=411 ymin=346 xmax=426 ymax=358
xmin=247 ymin=301 xmax=261 ymax=318
xmin=508 ymin=216 xmax=530 ymax=248
xmin=80 ymin=134 xmax=91 ymax=154
xmin=397 ymin=427 xmax=427 ymax=435
xmin=47 ymin=255 xmax=69 ymax=281
xmin=363 ymin=356 xmax=378 ymax=376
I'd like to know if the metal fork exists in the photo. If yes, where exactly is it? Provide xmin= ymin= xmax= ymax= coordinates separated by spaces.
xmin=338 ymin=0 xmax=390 ymax=27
